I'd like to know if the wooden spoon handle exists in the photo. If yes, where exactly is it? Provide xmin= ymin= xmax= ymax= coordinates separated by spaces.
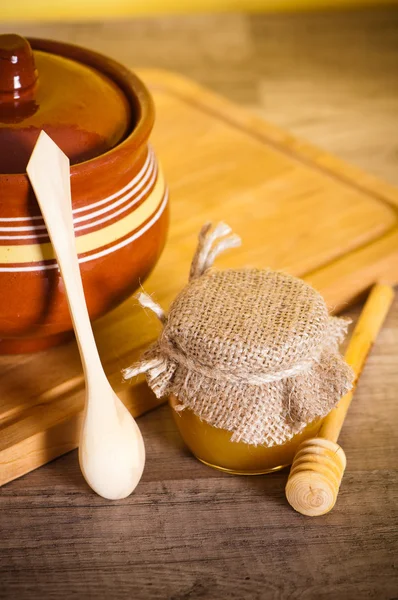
xmin=285 ymin=283 xmax=394 ymax=517
xmin=27 ymin=131 xmax=103 ymax=379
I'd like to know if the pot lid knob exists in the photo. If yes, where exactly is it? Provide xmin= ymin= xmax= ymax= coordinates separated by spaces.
xmin=0 ymin=34 xmax=38 ymax=104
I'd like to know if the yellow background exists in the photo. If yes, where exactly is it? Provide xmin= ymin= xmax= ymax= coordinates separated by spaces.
xmin=1 ymin=0 xmax=397 ymax=22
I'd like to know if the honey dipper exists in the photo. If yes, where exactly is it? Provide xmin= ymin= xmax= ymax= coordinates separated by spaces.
xmin=285 ymin=283 xmax=394 ymax=517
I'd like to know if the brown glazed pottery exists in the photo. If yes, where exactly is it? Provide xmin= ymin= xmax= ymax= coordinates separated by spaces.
xmin=0 ymin=34 xmax=169 ymax=353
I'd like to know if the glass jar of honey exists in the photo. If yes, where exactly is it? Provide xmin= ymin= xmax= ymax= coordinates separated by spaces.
xmin=170 ymin=395 xmax=323 ymax=475
xmin=124 ymin=224 xmax=353 ymax=473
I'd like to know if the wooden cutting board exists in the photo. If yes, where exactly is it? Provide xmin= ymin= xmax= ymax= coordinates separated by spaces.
xmin=1 ymin=69 xmax=398 ymax=487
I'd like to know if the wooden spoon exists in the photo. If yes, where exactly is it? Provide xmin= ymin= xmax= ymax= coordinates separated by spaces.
xmin=27 ymin=131 xmax=145 ymax=500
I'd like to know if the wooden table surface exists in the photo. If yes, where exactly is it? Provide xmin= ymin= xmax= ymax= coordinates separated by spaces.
xmin=1 ymin=8 xmax=398 ymax=599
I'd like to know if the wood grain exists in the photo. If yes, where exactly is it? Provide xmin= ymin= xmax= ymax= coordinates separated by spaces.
xmin=1 ymin=8 xmax=398 ymax=599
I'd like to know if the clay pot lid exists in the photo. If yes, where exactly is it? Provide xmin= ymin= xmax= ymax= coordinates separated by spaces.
xmin=0 ymin=34 xmax=132 ymax=174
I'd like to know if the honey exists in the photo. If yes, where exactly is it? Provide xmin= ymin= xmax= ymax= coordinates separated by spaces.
xmin=170 ymin=395 xmax=323 ymax=475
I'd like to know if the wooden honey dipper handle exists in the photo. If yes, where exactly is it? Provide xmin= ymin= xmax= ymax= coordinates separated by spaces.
xmin=286 ymin=284 xmax=394 ymax=517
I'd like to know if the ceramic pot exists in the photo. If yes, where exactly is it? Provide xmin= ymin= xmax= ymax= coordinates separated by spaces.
xmin=0 ymin=35 xmax=169 ymax=353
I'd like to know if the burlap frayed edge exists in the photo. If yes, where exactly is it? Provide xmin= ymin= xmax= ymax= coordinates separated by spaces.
xmin=129 ymin=315 xmax=354 ymax=447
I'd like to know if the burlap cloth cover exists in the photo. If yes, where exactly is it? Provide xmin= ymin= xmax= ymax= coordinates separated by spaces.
xmin=124 ymin=223 xmax=354 ymax=447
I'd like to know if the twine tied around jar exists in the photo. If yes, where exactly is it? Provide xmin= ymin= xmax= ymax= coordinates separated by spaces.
xmin=124 ymin=223 xmax=354 ymax=447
